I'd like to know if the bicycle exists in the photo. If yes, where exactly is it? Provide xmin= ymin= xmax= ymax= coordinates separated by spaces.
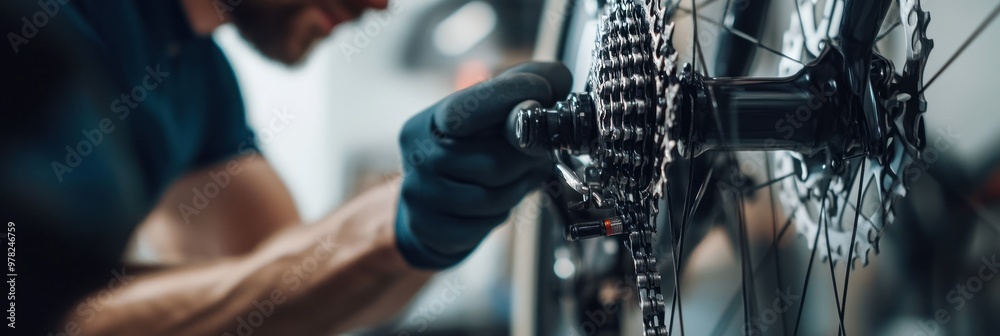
xmin=507 ymin=0 xmax=1000 ymax=335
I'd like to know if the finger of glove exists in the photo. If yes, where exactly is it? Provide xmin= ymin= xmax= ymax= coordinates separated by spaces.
xmin=424 ymin=137 xmax=551 ymax=187
xmin=432 ymin=62 xmax=573 ymax=137
xmin=433 ymin=72 xmax=555 ymax=138
xmin=401 ymin=170 xmax=543 ymax=218
xmin=401 ymin=111 xmax=550 ymax=187
xmin=499 ymin=62 xmax=572 ymax=101
xmin=404 ymin=205 xmax=509 ymax=256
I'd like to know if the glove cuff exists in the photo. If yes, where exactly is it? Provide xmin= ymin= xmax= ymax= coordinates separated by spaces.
xmin=394 ymin=203 xmax=472 ymax=269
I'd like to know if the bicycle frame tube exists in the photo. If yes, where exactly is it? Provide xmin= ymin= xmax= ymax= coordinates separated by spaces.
xmin=679 ymin=0 xmax=894 ymax=159
xmin=713 ymin=0 xmax=771 ymax=77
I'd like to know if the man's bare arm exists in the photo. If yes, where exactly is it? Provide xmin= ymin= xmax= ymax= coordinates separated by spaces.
xmin=70 ymin=180 xmax=433 ymax=336
xmin=133 ymin=155 xmax=300 ymax=263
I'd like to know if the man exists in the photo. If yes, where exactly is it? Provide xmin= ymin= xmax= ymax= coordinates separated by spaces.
xmin=0 ymin=0 xmax=570 ymax=334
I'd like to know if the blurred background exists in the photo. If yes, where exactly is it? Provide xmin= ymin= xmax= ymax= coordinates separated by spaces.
xmin=125 ymin=0 xmax=998 ymax=334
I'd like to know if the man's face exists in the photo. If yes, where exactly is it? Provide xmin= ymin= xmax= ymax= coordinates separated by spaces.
xmin=229 ymin=0 xmax=388 ymax=64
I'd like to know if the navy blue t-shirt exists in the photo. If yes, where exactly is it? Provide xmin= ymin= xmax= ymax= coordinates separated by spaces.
xmin=0 ymin=0 xmax=257 ymax=332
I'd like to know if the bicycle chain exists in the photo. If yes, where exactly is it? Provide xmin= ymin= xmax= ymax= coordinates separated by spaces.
xmin=591 ymin=0 xmax=679 ymax=334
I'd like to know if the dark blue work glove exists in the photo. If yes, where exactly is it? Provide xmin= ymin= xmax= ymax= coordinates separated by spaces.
xmin=396 ymin=62 xmax=572 ymax=269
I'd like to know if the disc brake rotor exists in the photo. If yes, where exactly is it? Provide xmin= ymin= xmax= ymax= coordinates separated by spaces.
xmin=772 ymin=0 xmax=933 ymax=266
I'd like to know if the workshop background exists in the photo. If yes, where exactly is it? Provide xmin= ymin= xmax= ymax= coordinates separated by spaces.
xmin=120 ymin=0 xmax=1000 ymax=335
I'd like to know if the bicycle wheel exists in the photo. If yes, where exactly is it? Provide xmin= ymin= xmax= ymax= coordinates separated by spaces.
xmin=660 ymin=1 xmax=932 ymax=334
xmin=515 ymin=0 xmax=999 ymax=334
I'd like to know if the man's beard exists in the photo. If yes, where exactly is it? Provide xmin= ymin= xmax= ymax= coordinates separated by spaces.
xmin=229 ymin=4 xmax=324 ymax=65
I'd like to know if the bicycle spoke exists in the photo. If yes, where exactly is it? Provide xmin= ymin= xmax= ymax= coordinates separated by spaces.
xmin=744 ymin=172 xmax=796 ymax=195
xmin=880 ymin=182 xmax=888 ymax=258
xmin=710 ymin=205 xmax=800 ymax=335
xmin=668 ymin=160 xmax=703 ymax=336
xmin=823 ymin=0 xmax=837 ymax=41
xmin=768 ymin=9 xmax=803 ymax=331
xmin=736 ymin=193 xmax=753 ymax=334
xmin=676 ymin=9 xmax=806 ymax=66
xmin=740 ymin=195 xmax=760 ymax=325
xmin=665 ymin=190 xmax=686 ymax=336
xmin=685 ymin=1 xmax=770 ymax=143
xmin=765 ymin=155 xmax=788 ymax=335
xmin=921 ymin=2 xmax=1000 ymax=94
xmin=792 ymin=195 xmax=827 ymax=336
xmin=842 ymin=201 xmax=879 ymax=231
xmin=691 ymin=0 xmax=708 ymax=75
xmin=712 ymin=289 xmax=741 ymax=336
xmin=874 ymin=21 xmax=901 ymax=43
xmin=682 ymin=0 xmax=749 ymax=142
xmin=823 ymin=191 xmax=846 ymax=336
xmin=677 ymin=0 xmax=724 ymax=12
xmin=685 ymin=164 xmax=716 ymax=222
xmin=684 ymin=0 xmax=730 ymax=142
xmin=838 ymin=160 xmax=867 ymax=336
xmin=793 ymin=0 xmax=808 ymax=43
xmin=719 ymin=0 xmax=734 ymax=68
xmin=828 ymin=160 xmax=865 ymax=336
xmin=669 ymin=161 xmax=715 ymax=335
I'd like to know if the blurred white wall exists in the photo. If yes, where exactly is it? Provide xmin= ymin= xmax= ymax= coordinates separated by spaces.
xmin=920 ymin=0 xmax=1000 ymax=172
xmin=214 ymin=0 xmax=451 ymax=221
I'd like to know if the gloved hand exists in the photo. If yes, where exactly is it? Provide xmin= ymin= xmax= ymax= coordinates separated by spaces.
xmin=395 ymin=62 xmax=572 ymax=269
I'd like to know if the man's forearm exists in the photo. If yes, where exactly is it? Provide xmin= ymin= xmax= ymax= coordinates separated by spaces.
xmin=69 ymin=182 xmax=433 ymax=336
xmin=134 ymin=155 xmax=302 ymax=264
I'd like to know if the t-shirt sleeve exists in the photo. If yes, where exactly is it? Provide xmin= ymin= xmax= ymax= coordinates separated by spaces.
xmin=192 ymin=43 xmax=260 ymax=169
